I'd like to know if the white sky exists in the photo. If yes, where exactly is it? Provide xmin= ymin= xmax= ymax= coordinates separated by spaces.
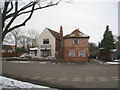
xmin=17 ymin=0 xmax=119 ymax=45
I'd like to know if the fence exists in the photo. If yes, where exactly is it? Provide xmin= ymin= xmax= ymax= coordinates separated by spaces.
xmin=2 ymin=52 xmax=25 ymax=57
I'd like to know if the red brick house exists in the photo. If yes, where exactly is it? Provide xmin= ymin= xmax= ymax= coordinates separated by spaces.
xmin=63 ymin=29 xmax=90 ymax=62
xmin=1 ymin=45 xmax=25 ymax=57
xmin=2 ymin=45 xmax=14 ymax=57
xmin=116 ymin=41 xmax=120 ymax=52
xmin=37 ymin=26 xmax=90 ymax=62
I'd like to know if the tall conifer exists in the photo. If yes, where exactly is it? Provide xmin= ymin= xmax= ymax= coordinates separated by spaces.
xmin=99 ymin=25 xmax=115 ymax=61
xmin=100 ymin=25 xmax=115 ymax=49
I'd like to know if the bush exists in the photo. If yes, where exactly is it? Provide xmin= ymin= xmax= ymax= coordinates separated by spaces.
xmin=15 ymin=48 xmax=28 ymax=53
xmin=99 ymin=48 xmax=111 ymax=61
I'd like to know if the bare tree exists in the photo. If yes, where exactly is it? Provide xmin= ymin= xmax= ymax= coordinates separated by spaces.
xmin=19 ymin=34 xmax=29 ymax=48
xmin=11 ymin=28 xmax=21 ymax=48
xmin=27 ymin=29 xmax=37 ymax=47
xmin=2 ymin=0 xmax=63 ymax=42
xmin=3 ymin=32 xmax=14 ymax=45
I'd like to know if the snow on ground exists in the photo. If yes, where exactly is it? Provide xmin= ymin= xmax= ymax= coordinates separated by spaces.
xmin=9 ymin=61 xmax=49 ymax=64
xmin=113 ymin=59 xmax=120 ymax=62
xmin=0 ymin=76 xmax=50 ymax=89
xmin=106 ymin=59 xmax=120 ymax=65
xmin=106 ymin=62 xmax=120 ymax=65
xmin=9 ymin=61 xmax=34 ymax=64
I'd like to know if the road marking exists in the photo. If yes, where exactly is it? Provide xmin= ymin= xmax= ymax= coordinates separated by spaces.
xmin=85 ymin=77 xmax=94 ymax=81
xmin=112 ymin=77 xmax=119 ymax=81
xmin=98 ymin=77 xmax=108 ymax=81
xmin=113 ymin=78 xmax=120 ymax=81
xmin=31 ymin=77 xmax=41 ymax=80
xmin=72 ymin=78 xmax=81 ymax=81
xmin=58 ymin=77 xmax=68 ymax=81
xmin=112 ymin=76 xmax=118 ymax=79
xmin=42 ymin=77 xmax=54 ymax=81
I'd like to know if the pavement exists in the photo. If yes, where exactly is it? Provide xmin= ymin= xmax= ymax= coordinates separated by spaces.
xmin=2 ymin=59 xmax=119 ymax=88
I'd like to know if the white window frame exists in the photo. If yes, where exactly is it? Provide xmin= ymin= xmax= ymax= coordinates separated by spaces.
xmin=69 ymin=50 xmax=75 ymax=57
xmin=72 ymin=39 xmax=79 ymax=44
xmin=2 ymin=50 xmax=5 ymax=53
xmin=43 ymin=39 xmax=49 ymax=44
xmin=79 ymin=50 xmax=85 ymax=57
xmin=8 ymin=50 xmax=12 ymax=53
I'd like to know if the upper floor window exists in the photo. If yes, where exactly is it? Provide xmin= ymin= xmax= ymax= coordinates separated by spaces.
xmin=43 ymin=39 xmax=49 ymax=44
xmin=73 ymin=39 xmax=79 ymax=44
xmin=69 ymin=50 xmax=75 ymax=57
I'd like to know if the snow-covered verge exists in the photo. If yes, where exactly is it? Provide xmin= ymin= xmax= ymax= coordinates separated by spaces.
xmin=106 ymin=59 xmax=120 ymax=65
xmin=0 ymin=76 xmax=50 ymax=89
xmin=106 ymin=62 xmax=120 ymax=65
xmin=93 ymin=59 xmax=120 ymax=65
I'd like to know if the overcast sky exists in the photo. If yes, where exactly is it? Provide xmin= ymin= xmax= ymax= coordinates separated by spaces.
xmin=17 ymin=0 xmax=119 ymax=45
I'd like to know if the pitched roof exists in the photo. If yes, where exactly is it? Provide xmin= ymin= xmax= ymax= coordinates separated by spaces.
xmin=47 ymin=28 xmax=61 ymax=40
xmin=2 ymin=45 xmax=13 ymax=50
xmin=64 ymin=29 xmax=90 ymax=38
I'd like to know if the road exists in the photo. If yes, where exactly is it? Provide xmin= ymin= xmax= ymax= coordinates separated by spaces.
xmin=2 ymin=60 xmax=119 ymax=88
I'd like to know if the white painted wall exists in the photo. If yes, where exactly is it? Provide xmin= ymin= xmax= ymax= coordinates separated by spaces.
xmin=37 ymin=28 xmax=55 ymax=58
xmin=29 ymin=52 xmax=37 ymax=59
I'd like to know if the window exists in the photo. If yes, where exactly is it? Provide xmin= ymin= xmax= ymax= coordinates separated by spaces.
xmin=43 ymin=39 xmax=49 ymax=44
xmin=73 ymin=39 xmax=79 ymax=44
xmin=69 ymin=50 xmax=75 ymax=57
xmin=79 ymin=51 xmax=85 ymax=57
xmin=8 ymin=50 xmax=12 ymax=53
xmin=41 ymin=50 xmax=51 ymax=57
xmin=2 ymin=50 xmax=5 ymax=53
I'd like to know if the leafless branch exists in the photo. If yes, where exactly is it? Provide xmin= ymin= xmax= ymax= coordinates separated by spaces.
xmin=18 ymin=2 xmax=59 ymax=15
xmin=6 ymin=2 xmax=13 ymax=14
xmin=8 ymin=2 xmax=36 ymax=33
xmin=2 ymin=0 xmax=63 ymax=42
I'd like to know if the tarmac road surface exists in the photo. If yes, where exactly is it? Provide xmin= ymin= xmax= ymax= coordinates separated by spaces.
xmin=2 ymin=60 xmax=119 ymax=88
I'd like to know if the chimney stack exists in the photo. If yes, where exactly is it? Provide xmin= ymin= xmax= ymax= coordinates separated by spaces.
xmin=60 ymin=25 xmax=63 ymax=59
xmin=60 ymin=25 xmax=63 ymax=39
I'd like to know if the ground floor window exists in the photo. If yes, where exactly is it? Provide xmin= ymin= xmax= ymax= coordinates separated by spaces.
xmin=79 ymin=50 xmax=85 ymax=57
xmin=41 ymin=50 xmax=51 ymax=57
xmin=2 ymin=50 xmax=5 ymax=53
xmin=69 ymin=50 xmax=75 ymax=57
xmin=8 ymin=50 xmax=12 ymax=53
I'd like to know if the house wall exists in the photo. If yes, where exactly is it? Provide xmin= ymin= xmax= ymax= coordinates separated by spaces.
xmin=116 ymin=41 xmax=120 ymax=52
xmin=55 ymin=39 xmax=63 ymax=59
xmin=63 ymin=38 xmax=89 ymax=62
xmin=2 ymin=52 xmax=24 ymax=57
xmin=29 ymin=51 xmax=37 ymax=58
xmin=55 ymin=39 xmax=61 ymax=51
xmin=37 ymin=28 xmax=55 ymax=58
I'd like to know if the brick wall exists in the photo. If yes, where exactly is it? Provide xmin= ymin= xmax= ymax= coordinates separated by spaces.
xmin=116 ymin=41 xmax=120 ymax=52
xmin=63 ymin=38 xmax=89 ymax=62
xmin=2 ymin=52 xmax=25 ymax=57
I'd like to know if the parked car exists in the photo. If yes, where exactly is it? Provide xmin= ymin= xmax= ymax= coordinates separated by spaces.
xmin=19 ymin=53 xmax=31 ymax=59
